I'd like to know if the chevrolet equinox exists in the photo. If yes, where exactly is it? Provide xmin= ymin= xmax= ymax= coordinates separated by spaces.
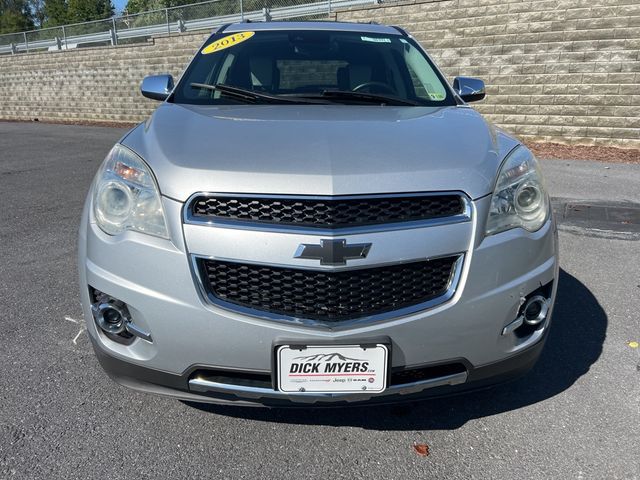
xmin=78 ymin=21 xmax=558 ymax=406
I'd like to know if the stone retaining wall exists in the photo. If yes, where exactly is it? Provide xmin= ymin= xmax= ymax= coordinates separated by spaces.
xmin=336 ymin=0 xmax=640 ymax=148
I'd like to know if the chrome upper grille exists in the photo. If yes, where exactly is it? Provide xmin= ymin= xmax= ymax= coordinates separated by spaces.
xmin=188 ymin=193 xmax=466 ymax=230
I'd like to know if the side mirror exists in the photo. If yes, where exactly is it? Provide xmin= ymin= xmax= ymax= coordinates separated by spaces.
xmin=452 ymin=76 xmax=486 ymax=103
xmin=141 ymin=74 xmax=174 ymax=101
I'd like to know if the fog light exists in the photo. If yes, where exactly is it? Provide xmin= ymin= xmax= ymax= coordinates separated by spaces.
xmin=93 ymin=303 xmax=128 ymax=335
xmin=90 ymin=288 xmax=152 ymax=343
xmin=501 ymin=290 xmax=551 ymax=337
xmin=523 ymin=295 xmax=549 ymax=326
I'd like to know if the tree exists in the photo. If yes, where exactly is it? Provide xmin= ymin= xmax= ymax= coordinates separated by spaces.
xmin=0 ymin=0 xmax=116 ymax=32
xmin=124 ymin=0 xmax=197 ymax=15
xmin=28 ymin=0 xmax=46 ymax=28
xmin=0 ymin=0 xmax=34 ymax=33
xmin=123 ymin=0 xmax=152 ymax=15
xmin=66 ymin=0 xmax=113 ymax=23
xmin=42 ymin=0 xmax=68 ymax=26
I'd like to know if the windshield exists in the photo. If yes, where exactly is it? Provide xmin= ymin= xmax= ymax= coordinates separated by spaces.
xmin=172 ymin=29 xmax=456 ymax=106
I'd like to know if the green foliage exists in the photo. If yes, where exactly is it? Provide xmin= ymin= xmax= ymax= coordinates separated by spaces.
xmin=28 ymin=0 xmax=46 ymax=28
xmin=124 ymin=0 xmax=200 ymax=15
xmin=42 ymin=0 xmax=68 ymax=26
xmin=1 ymin=0 xmax=116 ymax=31
xmin=66 ymin=0 xmax=113 ymax=22
xmin=0 ymin=0 xmax=34 ymax=33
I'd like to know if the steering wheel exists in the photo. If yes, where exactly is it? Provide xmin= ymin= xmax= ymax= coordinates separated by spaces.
xmin=352 ymin=81 xmax=396 ymax=94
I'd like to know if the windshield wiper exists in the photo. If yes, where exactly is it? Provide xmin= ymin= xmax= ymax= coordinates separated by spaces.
xmin=191 ymin=84 xmax=418 ymax=106
xmin=317 ymin=90 xmax=421 ymax=106
xmin=190 ymin=83 xmax=325 ymax=104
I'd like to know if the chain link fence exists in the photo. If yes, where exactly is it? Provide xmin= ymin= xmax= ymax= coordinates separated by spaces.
xmin=168 ymin=0 xmax=240 ymax=23
xmin=0 ymin=32 xmax=26 ymax=52
xmin=0 ymin=0 xmax=375 ymax=55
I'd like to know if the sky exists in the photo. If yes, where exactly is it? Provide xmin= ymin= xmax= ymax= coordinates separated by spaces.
xmin=113 ymin=0 xmax=128 ymax=14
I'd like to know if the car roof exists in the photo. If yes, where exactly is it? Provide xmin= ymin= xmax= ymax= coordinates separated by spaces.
xmin=223 ymin=21 xmax=403 ymax=36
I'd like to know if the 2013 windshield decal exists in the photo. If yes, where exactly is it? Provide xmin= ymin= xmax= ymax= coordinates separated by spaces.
xmin=202 ymin=31 xmax=255 ymax=55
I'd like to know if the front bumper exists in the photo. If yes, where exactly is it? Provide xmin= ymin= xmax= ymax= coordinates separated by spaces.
xmin=79 ymin=193 xmax=558 ymax=406
xmin=90 ymin=330 xmax=548 ymax=407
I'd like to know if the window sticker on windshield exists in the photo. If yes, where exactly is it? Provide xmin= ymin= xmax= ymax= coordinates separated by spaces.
xmin=202 ymin=31 xmax=255 ymax=54
xmin=425 ymin=83 xmax=446 ymax=101
xmin=361 ymin=36 xmax=391 ymax=43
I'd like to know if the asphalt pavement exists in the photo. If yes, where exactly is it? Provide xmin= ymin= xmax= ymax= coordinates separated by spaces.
xmin=0 ymin=121 xmax=638 ymax=479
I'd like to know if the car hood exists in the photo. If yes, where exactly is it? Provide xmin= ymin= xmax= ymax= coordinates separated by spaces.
xmin=123 ymin=102 xmax=520 ymax=202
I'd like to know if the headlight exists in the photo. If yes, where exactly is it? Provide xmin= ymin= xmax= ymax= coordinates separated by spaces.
xmin=486 ymin=146 xmax=549 ymax=236
xmin=93 ymin=144 xmax=168 ymax=238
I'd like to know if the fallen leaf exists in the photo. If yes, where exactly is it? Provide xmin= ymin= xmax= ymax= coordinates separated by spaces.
xmin=413 ymin=442 xmax=430 ymax=456
xmin=628 ymin=341 xmax=638 ymax=349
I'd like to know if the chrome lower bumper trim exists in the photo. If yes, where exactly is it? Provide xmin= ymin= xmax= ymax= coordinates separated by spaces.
xmin=188 ymin=371 xmax=468 ymax=403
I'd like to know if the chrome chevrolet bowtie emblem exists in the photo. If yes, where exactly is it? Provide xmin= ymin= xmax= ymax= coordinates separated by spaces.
xmin=294 ymin=239 xmax=372 ymax=266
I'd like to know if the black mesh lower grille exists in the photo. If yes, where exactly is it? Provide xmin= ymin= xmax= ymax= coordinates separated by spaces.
xmin=199 ymin=256 xmax=460 ymax=322
xmin=190 ymin=194 xmax=465 ymax=229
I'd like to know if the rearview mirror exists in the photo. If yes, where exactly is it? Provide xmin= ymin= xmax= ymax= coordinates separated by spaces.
xmin=452 ymin=77 xmax=486 ymax=103
xmin=141 ymin=74 xmax=174 ymax=101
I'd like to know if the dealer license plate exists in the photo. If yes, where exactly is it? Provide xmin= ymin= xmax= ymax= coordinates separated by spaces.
xmin=277 ymin=344 xmax=388 ymax=393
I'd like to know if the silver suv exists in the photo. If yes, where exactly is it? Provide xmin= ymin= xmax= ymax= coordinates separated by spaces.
xmin=79 ymin=21 xmax=558 ymax=406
